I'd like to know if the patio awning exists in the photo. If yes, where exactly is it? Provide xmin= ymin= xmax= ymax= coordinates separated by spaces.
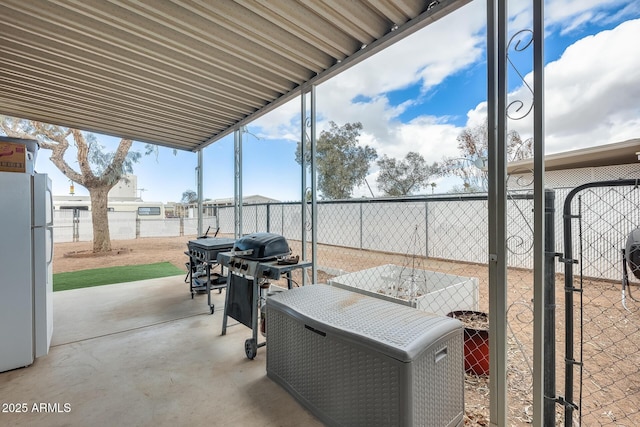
xmin=0 ymin=0 xmax=470 ymax=152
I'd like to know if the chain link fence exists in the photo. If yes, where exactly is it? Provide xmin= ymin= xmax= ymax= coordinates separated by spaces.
xmin=52 ymin=210 xmax=219 ymax=243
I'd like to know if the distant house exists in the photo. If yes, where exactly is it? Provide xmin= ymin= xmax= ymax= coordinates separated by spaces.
xmin=507 ymin=139 xmax=640 ymax=190
xmin=53 ymin=175 xmax=165 ymax=218
xmin=205 ymin=195 xmax=281 ymax=206
xmin=173 ymin=195 xmax=281 ymax=218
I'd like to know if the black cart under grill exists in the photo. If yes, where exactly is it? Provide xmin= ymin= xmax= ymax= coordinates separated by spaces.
xmin=186 ymin=237 xmax=235 ymax=314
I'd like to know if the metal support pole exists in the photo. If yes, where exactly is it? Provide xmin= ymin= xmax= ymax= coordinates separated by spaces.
xmin=301 ymin=90 xmax=308 ymax=286
xmin=487 ymin=0 xmax=508 ymax=424
xmin=197 ymin=149 xmax=203 ymax=237
xmin=234 ymin=129 xmax=243 ymax=239
xmin=533 ymin=1 xmax=547 ymax=425
xmin=310 ymin=85 xmax=318 ymax=283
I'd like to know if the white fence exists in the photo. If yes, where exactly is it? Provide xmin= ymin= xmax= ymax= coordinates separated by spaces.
xmin=215 ymin=188 xmax=637 ymax=281
xmin=217 ymin=194 xmax=534 ymax=267
xmin=52 ymin=211 xmax=218 ymax=243
xmin=52 ymin=186 xmax=640 ymax=281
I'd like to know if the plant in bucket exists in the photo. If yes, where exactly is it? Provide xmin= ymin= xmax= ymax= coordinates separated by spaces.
xmin=447 ymin=310 xmax=489 ymax=376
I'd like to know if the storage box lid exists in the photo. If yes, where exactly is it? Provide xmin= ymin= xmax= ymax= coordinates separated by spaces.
xmin=267 ymin=284 xmax=462 ymax=363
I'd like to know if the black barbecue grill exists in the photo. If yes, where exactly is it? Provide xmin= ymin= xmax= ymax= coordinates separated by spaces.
xmin=222 ymin=233 xmax=296 ymax=277
xmin=231 ymin=232 xmax=291 ymax=260
xmin=217 ymin=232 xmax=311 ymax=359
xmin=186 ymin=237 xmax=235 ymax=314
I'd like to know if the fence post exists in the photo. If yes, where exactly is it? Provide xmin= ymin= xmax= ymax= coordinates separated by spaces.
xmin=266 ymin=204 xmax=270 ymax=233
xmin=424 ymin=201 xmax=429 ymax=258
xmin=544 ymin=188 xmax=557 ymax=425
xmin=360 ymin=202 xmax=363 ymax=250
xmin=73 ymin=210 xmax=79 ymax=242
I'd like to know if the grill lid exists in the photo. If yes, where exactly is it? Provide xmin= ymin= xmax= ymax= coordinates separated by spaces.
xmin=232 ymin=232 xmax=290 ymax=261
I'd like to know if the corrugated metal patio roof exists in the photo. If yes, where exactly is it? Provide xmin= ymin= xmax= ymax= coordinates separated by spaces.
xmin=0 ymin=0 xmax=470 ymax=152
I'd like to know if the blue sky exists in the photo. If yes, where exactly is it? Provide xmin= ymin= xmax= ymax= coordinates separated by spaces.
xmin=33 ymin=0 xmax=640 ymax=203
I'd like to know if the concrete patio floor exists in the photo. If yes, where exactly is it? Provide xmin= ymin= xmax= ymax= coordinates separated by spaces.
xmin=0 ymin=276 xmax=322 ymax=426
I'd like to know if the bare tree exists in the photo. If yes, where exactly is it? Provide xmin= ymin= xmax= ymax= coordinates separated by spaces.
xmin=442 ymin=120 xmax=532 ymax=191
xmin=181 ymin=189 xmax=198 ymax=204
xmin=1 ymin=117 xmax=142 ymax=253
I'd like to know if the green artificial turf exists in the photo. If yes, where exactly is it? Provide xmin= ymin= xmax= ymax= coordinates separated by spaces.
xmin=53 ymin=262 xmax=184 ymax=292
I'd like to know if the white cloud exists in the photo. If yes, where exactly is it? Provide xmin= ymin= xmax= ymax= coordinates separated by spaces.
xmin=545 ymin=0 xmax=638 ymax=33
xmin=251 ymin=97 xmax=302 ymax=143
xmin=501 ymin=18 xmax=640 ymax=152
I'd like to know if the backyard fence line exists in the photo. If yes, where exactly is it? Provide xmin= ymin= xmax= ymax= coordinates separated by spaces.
xmin=52 ymin=211 xmax=219 ymax=243
xmin=53 ymin=187 xmax=635 ymax=281
xmin=217 ymin=189 xmax=629 ymax=280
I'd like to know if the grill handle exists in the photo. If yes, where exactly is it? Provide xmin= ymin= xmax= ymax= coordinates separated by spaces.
xmin=231 ymin=249 xmax=253 ymax=257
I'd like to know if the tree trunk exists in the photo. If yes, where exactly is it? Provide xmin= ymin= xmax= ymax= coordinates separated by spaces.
xmin=89 ymin=187 xmax=112 ymax=253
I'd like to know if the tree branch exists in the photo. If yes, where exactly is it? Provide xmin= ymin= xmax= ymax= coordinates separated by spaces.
xmin=71 ymin=129 xmax=95 ymax=180
xmin=101 ymin=138 xmax=133 ymax=186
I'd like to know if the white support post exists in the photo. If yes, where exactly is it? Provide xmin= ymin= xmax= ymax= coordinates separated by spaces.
xmin=488 ymin=0 xmax=508 ymax=425
xmin=234 ymin=129 xmax=243 ymax=239
xmin=301 ymin=90 xmax=308 ymax=286
xmin=197 ymin=149 xmax=203 ymax=236
xmin=310 ymin=85 xmax=318 ymax=284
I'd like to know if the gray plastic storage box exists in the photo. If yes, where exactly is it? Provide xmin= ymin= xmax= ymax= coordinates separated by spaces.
xmin=266 ymin=284 xmax=464 ymax=427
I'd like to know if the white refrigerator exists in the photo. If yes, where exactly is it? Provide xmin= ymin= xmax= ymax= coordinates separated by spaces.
xmin=0 ymin=171 xmax=54 ymax=372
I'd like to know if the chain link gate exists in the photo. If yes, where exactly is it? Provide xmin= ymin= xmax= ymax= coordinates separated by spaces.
xmin=561 ymin=180 xmax=640 ymax=426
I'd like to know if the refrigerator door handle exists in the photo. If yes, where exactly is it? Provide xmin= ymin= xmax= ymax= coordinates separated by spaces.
xmin=46 ymin=182 xmax=54 ymax=227
xmin=47 ymin=227 xmax=54 ymax=264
